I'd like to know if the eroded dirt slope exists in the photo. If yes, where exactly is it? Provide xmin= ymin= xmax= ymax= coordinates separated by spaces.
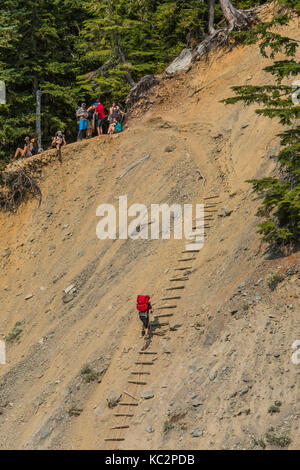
xmin=0 ymin=17 xmax=299 ymax=450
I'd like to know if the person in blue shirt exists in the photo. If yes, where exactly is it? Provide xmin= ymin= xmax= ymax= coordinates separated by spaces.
xmin=76 ymin=103 xmax=88 ymax=141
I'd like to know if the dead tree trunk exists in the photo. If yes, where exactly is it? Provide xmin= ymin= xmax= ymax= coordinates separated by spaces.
xmin=115 ymin=33 xmax=136 ymax=87
xmin=219 ymin=0 xmax=254 ymax=32
xmin=208 ymin=0 xmax=216 ymax=36
xmin=33 ymin=75 xmax=42 ymax=151
xmin=207 ymin=0 xmax=256 ymax=36
xmin=36 ymin=89 xmax=42 ymax=151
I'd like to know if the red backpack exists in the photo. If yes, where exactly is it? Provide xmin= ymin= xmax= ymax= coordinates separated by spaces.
xmin=137 ymin=295 xmax=150 ymax=312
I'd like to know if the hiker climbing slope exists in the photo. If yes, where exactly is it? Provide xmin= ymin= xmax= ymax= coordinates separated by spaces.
xmin=137 ymin=295 xmax=152 ymax=344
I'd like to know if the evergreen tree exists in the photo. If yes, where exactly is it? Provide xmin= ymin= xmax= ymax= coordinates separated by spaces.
xmin=77 ymin=0 xmax=211 ymax=106
xmin=0 ymin=0 xmax=284 ymax=163
xmin=0 ymin=0 xmax=93 ymax=161
xmin=77 ymin=0 xmax=268 ymax=110
xmin=223 ymin=5 xmax=300 ymax=249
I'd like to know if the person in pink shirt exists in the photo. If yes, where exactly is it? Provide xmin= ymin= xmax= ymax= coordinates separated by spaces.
xmin=95 ymin=101 xmax=105 ymax=136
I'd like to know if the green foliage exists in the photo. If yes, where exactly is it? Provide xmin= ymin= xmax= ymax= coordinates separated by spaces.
xmin=0 ymin=0 xmax=94 ymax=160
xmin=163 ymin=420 xmax=174 ymax=433
xmin=1 ymin=0 xmax=266 ymax=162
xmin=278 ymin=0 xmax=300 ymax=14
xmin=267 ymin=272 xmax=285 ymax=290
xmin=5 ymin=321 xmax=23 ymax=342
xmin=223 ymin=84 xmax=300 ymax=125
xmin=80 ymin=363 xmax=99 ymax=383
xmin=253 ymin=437 xmax=266 ymax=449
xmin=77 ymin=0 xmax=212 ymax=105
xmin=265 ymin=432 xmax=291 ymax=447
xmin=248 ymin=178 xmax=300 ymax=244
xmin=268 ymin=404 xmax=281 ymax=414
xmin=233 ymin=14 xmax=298 ymax=58
xmin=68 ymin=406 xmax=83 ymax=417
xmin=224 ymin=3 xmax=300 ymax=248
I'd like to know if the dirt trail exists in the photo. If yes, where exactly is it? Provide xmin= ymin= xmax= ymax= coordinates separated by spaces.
xmin=0 ymin=17 xmax=299 ymax=450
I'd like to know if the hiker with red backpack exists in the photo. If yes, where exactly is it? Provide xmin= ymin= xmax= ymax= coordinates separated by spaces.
xmin=137 ymin=295 xmax=152 ymax=340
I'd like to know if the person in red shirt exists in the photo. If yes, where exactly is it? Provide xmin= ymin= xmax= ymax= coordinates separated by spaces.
xmin=95 ymin=101 xmax=105 ymax=136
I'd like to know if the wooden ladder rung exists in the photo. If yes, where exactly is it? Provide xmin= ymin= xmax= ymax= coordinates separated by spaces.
xmin=177 ymin=258 xmax=196 ymax=262
xmin=131 ymin=372 xmax=151 ymax=375
xmin=156 ymin=305 xmax=177 ymax=309
xmin=169 ymin=277 xmax=189 ymax=282
xmin=135 ymin=361 xmax=154 ymax=365
xmin=204 ymin=195 xmax=219 ymax=199
xmin=154 ymin=313 xmax=174 ymax=318
xmin=138 ymin=351 xmax=157 ymax=354
xmin=191 ymin=224 xmax=210 ymax=227
xmin=166 ymin=286 xmax=185 ymax=290
xmin=110 ymin=425 xmax=130 ymax=430
xmin=128 ymin=380 xmax=147 ymax=385
xmin=119 ymin=403 xmax=139 ymax=406
xmin=161 ymin=296 xmax=181 ymax=300
xmin=174 ymin=267 xmax=192 ymax=271
xmin=104 ymin=438 xmax=125 ymax=442
xmin=114 ymin=413 xmax=134 ymax=417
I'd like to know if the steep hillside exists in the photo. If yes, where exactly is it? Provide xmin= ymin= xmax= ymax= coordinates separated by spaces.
xmin=0 ymin=17 xmax=299 ymax=450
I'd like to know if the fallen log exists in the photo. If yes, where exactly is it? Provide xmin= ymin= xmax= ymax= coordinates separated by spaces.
xmin=117 ymin=154 xmax=150 ymax=180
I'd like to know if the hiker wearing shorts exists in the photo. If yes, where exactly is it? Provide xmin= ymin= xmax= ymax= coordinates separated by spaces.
xmin=87 ymin=103 xmax=97 ymax=138
xmin=76 ymin=103 xmax=88 ymax=141
xmin=108 ymin=102 xmax=124 ymax=124
xmin=52 ymin=131 xmax=66 ymax=159
xmin=137 ymin=295 xmax=152 ymax=339
xmin=13 ymin=136 xmax=33 ymax=160
xmin=108 ymin=118 xmax=122 ymax=135
xmin=95 ymin=101 xmax=105 ymax=136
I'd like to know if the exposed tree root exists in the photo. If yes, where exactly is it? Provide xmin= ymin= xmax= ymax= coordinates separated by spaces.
xmin=194 ymin=3 xmax=261 ymax=62
xmin=0 ymin=169 xmax=42 ymax=211
xmin=127 ymin=4 xmax=262 ymax=112
xmin=126 ymin=75 xmax=161 ymax=110
xmin=219 ymin=0 xmax=258 ymax=32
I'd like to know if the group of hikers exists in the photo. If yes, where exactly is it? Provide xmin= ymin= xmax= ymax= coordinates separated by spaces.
xmin=13 ymin=131 xmax=66 ymax=161
xmin=13 ymin=100 xmax=124 ymax=161
xmin=76 ymin=100 xmax=124 ymax=141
